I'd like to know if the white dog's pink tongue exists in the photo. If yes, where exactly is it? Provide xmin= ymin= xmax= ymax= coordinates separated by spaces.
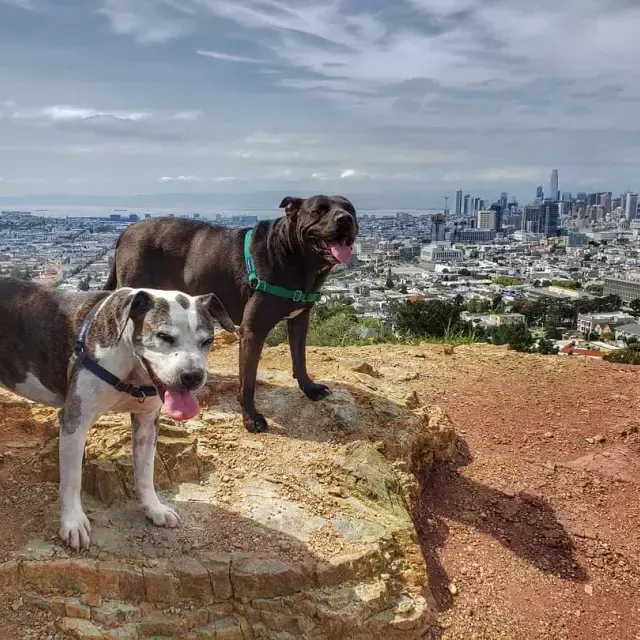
xmin=329 ymin=241 xmax=352 ymax=264
xmin=163 ymin=389 xmax=200 ymax=421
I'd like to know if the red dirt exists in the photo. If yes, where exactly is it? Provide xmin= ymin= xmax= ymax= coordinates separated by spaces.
xmin=1 ymin=343 xmax=640 ymax=639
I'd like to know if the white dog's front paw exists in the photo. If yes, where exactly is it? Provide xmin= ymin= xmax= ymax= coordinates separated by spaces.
xmin=59 ymin=511 xmax=91 ymax=551
xmin=144 ymin=502 xmax=180 ymax=528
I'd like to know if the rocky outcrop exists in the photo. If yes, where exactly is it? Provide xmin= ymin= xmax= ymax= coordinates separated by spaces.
xmin=1 ymin=348 xmax=458 ymax=639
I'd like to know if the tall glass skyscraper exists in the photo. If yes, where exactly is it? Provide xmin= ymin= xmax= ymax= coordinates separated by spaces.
xmin=549 ymin=169 xmax=559 ymax=202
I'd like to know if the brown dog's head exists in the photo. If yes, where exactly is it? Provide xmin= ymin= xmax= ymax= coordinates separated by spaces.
xmin=279 ymin=194 xmax=359 ymax=265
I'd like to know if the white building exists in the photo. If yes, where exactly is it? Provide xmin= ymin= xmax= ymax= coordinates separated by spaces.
xmin=421 ymin=244 xmax=463 ymax=262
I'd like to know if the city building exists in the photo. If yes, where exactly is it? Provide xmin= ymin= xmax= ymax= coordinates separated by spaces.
xmin=421 ymin=244 xmax=463 ymax=262
xmin=455 ymin=190 xmax=463 ymax=216
xmin=476 ymin=210 xmax=498 ymax=230
xmin=549 ymin=169 xmax=559 ymax=202
xmin=452 ymin=228 xmax=496 ymax=243
xmin=603 ymin=277 xmax=640 ymax=304
xmin=430 ymin=214 xmax=446 ymax=242
xmin=577 ymin=312 xmax=636 ymax=335
xmin=463 ymin=194 xmax=471 ymax=215
xmin=625 ymin=192 xmax=638 ymax=221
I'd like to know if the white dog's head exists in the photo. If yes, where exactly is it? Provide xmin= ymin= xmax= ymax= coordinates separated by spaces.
xmin=96 ymin=288 xmax=235 ymax=420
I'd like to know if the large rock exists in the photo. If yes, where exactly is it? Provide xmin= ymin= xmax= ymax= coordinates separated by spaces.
xmin=40 ymin=416 xmax=202 ymax=505
xmin=7 ymin=350 xmax=459 ymax=639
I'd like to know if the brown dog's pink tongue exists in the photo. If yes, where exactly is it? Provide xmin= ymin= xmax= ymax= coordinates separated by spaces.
xmin=329 ymin=241 xmax=352 ymax=264
xmin=162 ymin=389 xmax=200 ymax=421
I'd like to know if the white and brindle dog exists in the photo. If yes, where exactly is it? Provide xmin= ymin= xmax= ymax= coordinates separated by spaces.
xmin=0 ymin=277 xmax=235 ymax=551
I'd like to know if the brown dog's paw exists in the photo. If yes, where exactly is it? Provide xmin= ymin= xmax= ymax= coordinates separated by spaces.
xmin=244 ymin=413 xmax=269 ymax=433
xmin=301 ymin=383 xmax=330 ymax=401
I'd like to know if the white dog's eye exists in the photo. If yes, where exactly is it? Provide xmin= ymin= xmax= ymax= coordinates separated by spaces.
xmin=200 ymin=337 xmax=213 ymax=349
xmin=156 ymin=332 xmax=175 ymax=345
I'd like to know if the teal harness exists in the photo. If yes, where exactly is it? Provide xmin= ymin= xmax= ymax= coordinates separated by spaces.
xmin=244 ymin=228 xmax=322 ymax=303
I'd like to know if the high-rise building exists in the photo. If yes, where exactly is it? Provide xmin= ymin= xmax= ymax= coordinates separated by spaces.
xmin=536 ymin=185 xmax=544 ymax=202
xmin=500 ymin=192 xmax=508 ymax=212
xmin=562 ymin=192 xmax=572 ymax=203
xmin=455 ymin=190 xmax=463 ymax=215
xmin=522 ymin=202 xmax=559 ymax=236
xmin=430 ymin=214 xmax=446 ymax=242
xmin=544 ymin=202 xmax=560 ymax=236
xmin=625 ymin=193 xmax=638 ymax=221
xmin=473 ymin=197 xmax=481 ymax=213
xmin=549 ymin=169 xmax=559 ymax=202
xmin=600 ymin=192 xmax=612 ymax=214
xmin=463 ymin=194 xmax=471 ymax=215
xmin=476 ymin=210 xmax=498 ymax=230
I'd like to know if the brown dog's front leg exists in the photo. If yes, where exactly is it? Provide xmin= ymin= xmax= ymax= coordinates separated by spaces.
xmin=288 ymin=310 xmax=329 ymax=401
xmin=238 ymin=324 xmax=269 ymax=433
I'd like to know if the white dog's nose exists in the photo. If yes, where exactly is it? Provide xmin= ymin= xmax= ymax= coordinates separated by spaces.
xmin=180 ymin=370 xmax=205 ymax=390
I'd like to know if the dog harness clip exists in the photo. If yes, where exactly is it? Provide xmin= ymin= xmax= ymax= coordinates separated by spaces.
xmin=244 ymin=228 xmax=323 ymax=304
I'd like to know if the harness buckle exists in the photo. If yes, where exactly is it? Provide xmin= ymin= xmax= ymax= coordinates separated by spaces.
xmin=115 ymin=381 xmax=130 ymax=394
xmin=251 ymin=279 xmax=267 ymax=292
xmin=292 ymin=290 xmax=304 ymax=302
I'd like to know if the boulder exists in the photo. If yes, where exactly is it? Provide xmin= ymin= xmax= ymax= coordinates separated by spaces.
xmin=6 ymin=350 xmax=461 ymax=639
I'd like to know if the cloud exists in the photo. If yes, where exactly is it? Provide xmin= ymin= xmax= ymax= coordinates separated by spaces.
xmin=311 ymin=172 xmax=328 ymax=180
xmin=159 ymin=175 xmax=199 ymax=182
xmin=197 ymin=49 xmax=263 ymax=64
xmin=0 ymin=0 xmax=36 ymax=9
xmin=98 ymin=0 xmax=193 ymax=43
xmin=340 ymin=169 xmax=361 ymax=179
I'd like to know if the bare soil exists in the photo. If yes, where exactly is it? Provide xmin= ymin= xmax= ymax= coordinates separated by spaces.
xmin=1 ymin=343 xmax=640 ymax=639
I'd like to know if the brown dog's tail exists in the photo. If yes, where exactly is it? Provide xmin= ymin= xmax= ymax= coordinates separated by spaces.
xmin=104 ymin=262 xmax=118 ymax=290
xmin=104 ymin=235 xmax=121 ymax=290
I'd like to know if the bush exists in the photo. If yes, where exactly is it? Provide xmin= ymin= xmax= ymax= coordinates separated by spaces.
xmin=395 ymin=299 xmax=463 ymax=339
xmin=604 ymin=344 xmax=640 ymax=365
xmin=493 ymin=276 xmax=520 ymax=286
xmin=488 ymin=323 xmax=534 ymax=352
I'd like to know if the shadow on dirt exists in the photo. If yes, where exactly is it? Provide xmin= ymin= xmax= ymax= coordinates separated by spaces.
xmin=416 ymin=437 xmax=587 ymax=614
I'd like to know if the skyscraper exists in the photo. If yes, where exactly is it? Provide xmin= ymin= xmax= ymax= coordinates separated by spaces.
xmin=500 ymin=192 xmax=508 ymax=212
xmin=549 ymin=169 xmax=559 ymax=202
xmin=625 ymin=193 xmax=638 ymax=221
xmin=544 ymin=202 xmax=560 ymax=236
xmin=463 ymin=194 xmax=471 ymax=215
xmin=455 ymin=190 xmax=463 ymax=216
xmin=430 ymin=214 xmax=446 ymax=242
xmin=536 ymin=185 xmax=544 ymax=202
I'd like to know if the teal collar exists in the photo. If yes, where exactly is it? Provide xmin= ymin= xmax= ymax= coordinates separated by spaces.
xmin=244 ymin=228 xmax=323 ymax=303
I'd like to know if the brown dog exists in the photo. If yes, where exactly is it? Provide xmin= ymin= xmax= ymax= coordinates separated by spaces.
xmin=105 ymin=195 xmax=359 ymax=433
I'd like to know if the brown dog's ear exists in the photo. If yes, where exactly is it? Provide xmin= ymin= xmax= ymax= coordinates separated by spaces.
xmin=279 ymin=196 xmax=304 ymax=217
xmin=198 ymin=293 xmax=237 ymax=334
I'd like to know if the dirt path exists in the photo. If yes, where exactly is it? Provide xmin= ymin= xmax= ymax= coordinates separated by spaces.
xmin=1 ymin=343 xmax=639 ymax=639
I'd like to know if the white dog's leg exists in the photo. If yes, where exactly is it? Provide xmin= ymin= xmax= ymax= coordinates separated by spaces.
xmin=131 ymin=410 xmax=180 ymax=528
xmin=58 ymin=377 xmax=104 ymax=551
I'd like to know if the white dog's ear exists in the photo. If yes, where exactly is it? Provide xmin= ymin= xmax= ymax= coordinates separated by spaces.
xmin=110 ymin=289 xmax=154 ymax=342
xmin=197 ymin=293 xmax=236 ymax=334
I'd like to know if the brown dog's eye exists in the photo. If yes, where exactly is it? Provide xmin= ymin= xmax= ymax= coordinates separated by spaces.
xmin=156 ymin=332 xmax=175 ymax=345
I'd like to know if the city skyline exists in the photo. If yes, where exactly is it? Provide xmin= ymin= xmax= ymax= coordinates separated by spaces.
xmin=1 ymin=1 xmax=640 ymax=202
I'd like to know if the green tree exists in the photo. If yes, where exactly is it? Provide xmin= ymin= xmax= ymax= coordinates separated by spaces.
xmin=630 ymin=299 xmax=640 ymax=316
xmin=395 ymin=299 xmax=462 ymax=339
xmin=489 ymin=323 xmax=534 ymax=352
xmin=537 ymin=337 xmax=559 ymax=355
xmin=493 ymin=276 xmax=519 ymax=286
xmin=399 ymin=284 xmax=408 ymax=294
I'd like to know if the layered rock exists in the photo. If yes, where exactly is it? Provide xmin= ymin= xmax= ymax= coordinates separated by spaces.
xmin=1 ymin=349 xmax=458 ymax=639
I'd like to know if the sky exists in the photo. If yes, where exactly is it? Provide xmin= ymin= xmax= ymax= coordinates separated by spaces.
xmin=1 ymin=0 xmax=640 ymax=210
